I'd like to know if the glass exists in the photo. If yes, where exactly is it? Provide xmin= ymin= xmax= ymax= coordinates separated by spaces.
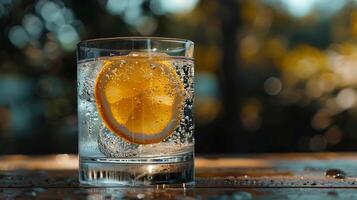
xmin=77 ymin=37 xmax=194 ymax=186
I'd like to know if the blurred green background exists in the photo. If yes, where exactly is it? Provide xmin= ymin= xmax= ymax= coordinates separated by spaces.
xmin=2 ymin=0 xmax=357 ymax=154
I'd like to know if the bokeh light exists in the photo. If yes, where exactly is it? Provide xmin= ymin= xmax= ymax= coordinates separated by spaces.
xmin=264 ymin=77 xmax=282 ymax=96
xmin=195 ymin=72 xmax=221 ymax=124
xmin=8 ymin=26 xmax=30 ymax=48
xmin=3 ymin=0 xmax=357 ymax=154
xmin=150 ymin=0 xmax=199 ymax=15
xmin=56 ymin=24 xmax=80 ymax=51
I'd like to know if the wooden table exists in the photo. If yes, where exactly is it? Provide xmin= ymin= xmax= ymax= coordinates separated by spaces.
xmin=1 ymin=153 xmax=357 ymax=199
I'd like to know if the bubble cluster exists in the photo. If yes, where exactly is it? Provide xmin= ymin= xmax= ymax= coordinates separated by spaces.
xmin=78 ymin=60 xmax=102 ymax=102
xmin=98 ymin=125 xmax=139 ymax=157
xmin=164 ymin=59 xmax=195 ymax=144
xmin=78 ymin=60 xmax=105 ymax=157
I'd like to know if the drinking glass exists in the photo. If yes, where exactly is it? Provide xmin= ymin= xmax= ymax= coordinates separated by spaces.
xmin=77 ymin=37 xmax=194 ymax=186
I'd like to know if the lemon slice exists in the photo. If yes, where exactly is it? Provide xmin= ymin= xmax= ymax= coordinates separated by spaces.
xmin=94 ymin=53 xmax=184 ymax=144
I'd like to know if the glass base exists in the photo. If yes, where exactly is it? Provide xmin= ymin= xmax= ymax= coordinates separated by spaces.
xmin=79 ymin=152 xmax=194 ymax=186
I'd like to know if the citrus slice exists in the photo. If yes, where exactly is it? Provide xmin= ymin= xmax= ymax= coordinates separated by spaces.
xmin=94 ymin=52 xmax=184 ymax=144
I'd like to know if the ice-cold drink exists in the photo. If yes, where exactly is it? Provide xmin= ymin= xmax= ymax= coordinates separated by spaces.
xmin=77 ymin=38 xmax=194 ymax=186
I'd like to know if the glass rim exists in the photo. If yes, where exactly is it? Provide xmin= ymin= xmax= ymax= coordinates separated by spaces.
xmin=77 ymin=36 xmax=194 ymax=47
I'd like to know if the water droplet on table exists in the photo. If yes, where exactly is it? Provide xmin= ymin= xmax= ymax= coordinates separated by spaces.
xmin=33 ymin=187 xmax=46 ymax=193
xmin=325 ymin=169 xmax=346 ymax=179
xmin=23 ymin=190 xmax=37 ymax=197
xmin=327 ymin=190 xmax=338 ymax=196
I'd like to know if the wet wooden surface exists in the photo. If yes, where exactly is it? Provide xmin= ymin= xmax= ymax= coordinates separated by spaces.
xmin=1 ymin=153 xmax=357 ymax=199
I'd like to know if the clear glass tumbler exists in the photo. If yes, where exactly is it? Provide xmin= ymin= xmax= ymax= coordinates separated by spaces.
xmin=77 ymin=37 xmax=194 ymax=186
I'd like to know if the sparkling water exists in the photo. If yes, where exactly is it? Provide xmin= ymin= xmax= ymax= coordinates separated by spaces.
xmin=77 ymin=56 xmax=194 ymax=186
